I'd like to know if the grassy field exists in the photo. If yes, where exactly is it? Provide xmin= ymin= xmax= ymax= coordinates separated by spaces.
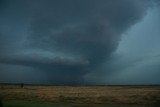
xmin=0 ymin=84 xmax=160 ymax=107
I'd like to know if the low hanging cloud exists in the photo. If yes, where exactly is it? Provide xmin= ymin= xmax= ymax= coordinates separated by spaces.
xmin=0 ymin=0 xmax=154 ymax=84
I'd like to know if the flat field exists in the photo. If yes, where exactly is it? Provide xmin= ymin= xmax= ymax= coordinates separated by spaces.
xmin=0 ymin=84 xmax=160 ymax=107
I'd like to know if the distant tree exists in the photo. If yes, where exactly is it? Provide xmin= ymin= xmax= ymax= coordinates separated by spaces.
xmin=21 ymin=83 xmax=24 ymax=88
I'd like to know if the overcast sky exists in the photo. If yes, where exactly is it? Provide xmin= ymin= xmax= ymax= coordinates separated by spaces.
xmin=0 ymin=0 xmax=160 ymax=84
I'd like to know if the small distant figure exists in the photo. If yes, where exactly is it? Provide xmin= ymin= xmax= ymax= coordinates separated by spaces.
xmin=20 ymin=83 xmax=24 ymax=88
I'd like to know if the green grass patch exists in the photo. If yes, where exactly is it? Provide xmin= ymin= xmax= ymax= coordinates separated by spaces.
xmin=3 ymin=100 xmax=57 ymax=107
xmin=2 ymin=100 xmax=157 ymax=107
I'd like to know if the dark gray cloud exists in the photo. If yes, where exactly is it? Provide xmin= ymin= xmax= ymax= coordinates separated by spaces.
xmin=86 ymin=5 xmax=160 ymax=85
xmin=0 ymin=0 xmax=157 ymax=84
xmin=28 ymin=0 xmax=149 ymax=64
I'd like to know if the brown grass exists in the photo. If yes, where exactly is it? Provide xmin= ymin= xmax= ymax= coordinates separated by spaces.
xmin=0 ymin=85 xmax=160 ymax=105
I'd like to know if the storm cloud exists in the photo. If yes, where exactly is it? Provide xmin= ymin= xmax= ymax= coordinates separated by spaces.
xmin=0 ymin=0 xmax=158 ymax=84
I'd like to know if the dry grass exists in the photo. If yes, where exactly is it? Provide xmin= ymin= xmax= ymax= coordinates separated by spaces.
xmin=0 ymin=85 xmax=160 ymax=105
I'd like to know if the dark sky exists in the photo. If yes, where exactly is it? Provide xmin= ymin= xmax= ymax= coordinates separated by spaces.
xmin=0 ymin=0 xmax=160 ymax=84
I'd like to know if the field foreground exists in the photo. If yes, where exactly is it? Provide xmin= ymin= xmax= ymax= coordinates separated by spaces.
xmin=0 ymin=85 xmax=160 ymax=107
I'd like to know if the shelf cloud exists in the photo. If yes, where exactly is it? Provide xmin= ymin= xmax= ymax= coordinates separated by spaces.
xmin=0 ymin=0 xmax=159 ymax=84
